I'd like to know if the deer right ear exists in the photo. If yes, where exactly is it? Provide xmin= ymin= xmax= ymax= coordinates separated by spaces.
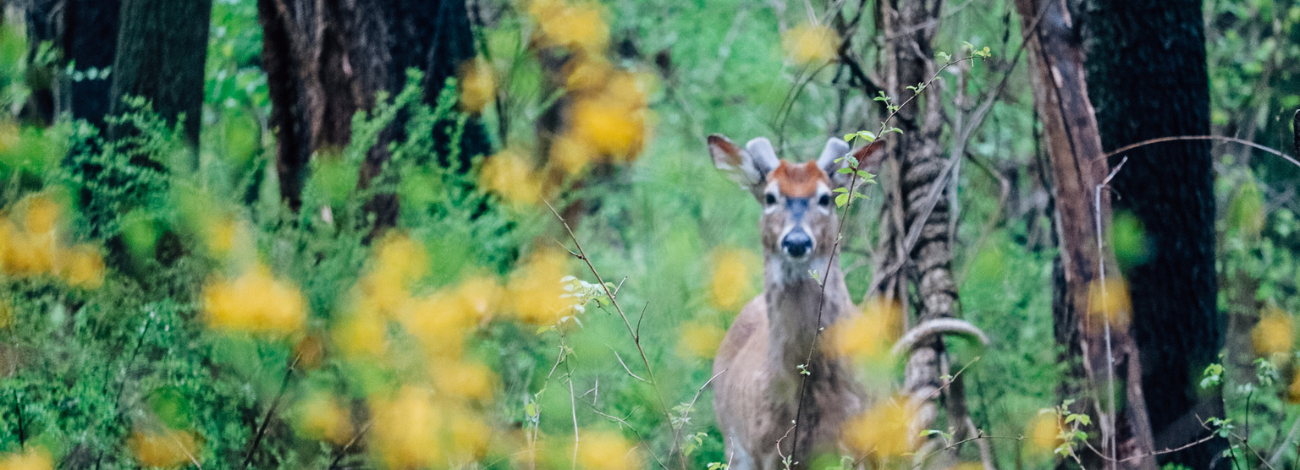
xmin=708 ymin=134 xmax=778 ymax=196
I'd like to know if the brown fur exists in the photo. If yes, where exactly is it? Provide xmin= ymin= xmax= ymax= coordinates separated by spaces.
xmin=769 ymin=161 xmax=830 ymax=198
xmin=712 ymin=163 xmax=865 ymax=470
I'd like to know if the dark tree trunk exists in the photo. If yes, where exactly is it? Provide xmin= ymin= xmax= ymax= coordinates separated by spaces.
xmin=62 ymin=0 xmax=120 ymax=128
xmin=108 ymin=0 xmax=212 ymax=151
xmin=1082 ymin=1 xmax=1227 ymax=467
xmin=1014 ymin=0 xmax=1158 ymax=467
xmin=260 ymin=0 xmax=489 ymax=223
xmin=22 ymin=0 xmax=121 ymax=127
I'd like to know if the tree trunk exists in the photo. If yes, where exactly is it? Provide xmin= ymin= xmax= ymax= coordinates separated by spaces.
xmin=1013 ymin=0 xmax=1157 ymax=468
xmin=62 ymin=0 xmax=121 ymax=128
xmin=260 ymin=0 xmax=489 ymax=223
xmin=108 ymin=0 xmax=212 ymax=151
xmin=1081 ymin=1 xmax=1226 ymax=467
xmin=869 ymin=1 xmax=978 ymax=465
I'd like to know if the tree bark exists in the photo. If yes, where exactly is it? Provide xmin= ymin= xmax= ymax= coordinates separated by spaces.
xmin=260 ymin=0 xmax=489 ymax=222
xmin=108 ymin=0 xmax=212 ymax=151
xmin=1013 ymin=0 xmax=1157 ymax=468
xmin=869 ymin=1 xmax=979 ymax=465
xmin=1081 ymin=1 xmax=1226 ymax=467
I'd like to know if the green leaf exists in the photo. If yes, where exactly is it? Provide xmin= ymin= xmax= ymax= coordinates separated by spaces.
xmin=833 ymin=187 xmax=848 ymax=193
xmin=835 ymin=194 xmax=849 ymax=207
xmin=837 ymin=167 xmax=854 ymax=174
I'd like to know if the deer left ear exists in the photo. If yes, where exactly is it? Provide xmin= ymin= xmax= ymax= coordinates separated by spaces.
xmin=818 ymin=138 xmax=887 ymax=188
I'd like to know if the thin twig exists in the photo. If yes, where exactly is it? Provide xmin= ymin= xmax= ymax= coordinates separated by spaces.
xmin=1102 ymin=135 xmax=1300 ymax=168
xmin=243 ymin=354 xmax=302 ymax=467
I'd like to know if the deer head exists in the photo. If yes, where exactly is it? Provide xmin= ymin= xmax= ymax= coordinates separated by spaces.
xmin=707 ymin=134 xmax=886 ymax=278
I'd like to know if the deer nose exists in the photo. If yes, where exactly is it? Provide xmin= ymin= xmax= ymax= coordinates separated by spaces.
xmin=782 ymin=230 xmax=813 ymax=258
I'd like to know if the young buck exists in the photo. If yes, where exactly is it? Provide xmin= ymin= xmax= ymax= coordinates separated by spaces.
xmin=706 ymin=134 xmax=986 ymax=470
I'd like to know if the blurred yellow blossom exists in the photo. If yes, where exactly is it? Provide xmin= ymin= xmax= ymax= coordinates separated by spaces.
xmin=507 ymin=249 xmax=573 ymax=325
xmin=825 ymin=298 xmax=902 ymax=364
xmin=359 ymin=234 xmax=430 ymax=318
xmin=433 ymin=359 xmax=495 ymax=401
xmin=1086 ymin=278 xmax=1131 ymax=334
xmin=458 ymin=58 xmax=496 ymax=113
xmin=1253 ymin=306 xmax=1294 ymax=357
xmin=782 ymin=24 xmax=839 ymax=65
xmin=1289 ymin=368 xmax=1300 ymax=403
xmin=842 ymin=397 xmax=915 ymax=459
xmin=677 ymin=322 xmax=725 ymax=359
xmin=448 ymin=408 xmax=492 ymax=462
xmin=480 ymin=149 xmax=542 ymax=206
xmin=564 ymin=56 xmax=612 ymax=92
xmin=530 ymin=1 xmax=609 ymax=54
xmin=551 ymin=133 xmax=598 ymax=176
xmin=400 ymin=293 xmax=475 ymax=357
xmin=370 ymin=386 xmax=441 ymax=469
xmin=22 ymin=195 xmax=60 ymax=236
xmin=571 ymin=89 xmax=647 ymax=161
xmin=575 ymin=430 xmax=641 ymax=470
xmin=293 ymin=392 xmax=352 ymax=445
xmin=128 ymin=428 xmax=200 ymax=469
xmin=60 ymin=244 xmax=105 ymax=289
xmin=0 ymin=448 xmax=52 ymax=470
xmin=202 ymin=265 xmax=306 ymax=334
xmin=1025 ymin=412 xmax=1062 ymax=456
xmin=333 ymin=312 xmax=389 ymax=358
xmin=453 ymin=275 xmax=502 ymax=323
xmin=708 ymin=248 xmax=759 ymax=311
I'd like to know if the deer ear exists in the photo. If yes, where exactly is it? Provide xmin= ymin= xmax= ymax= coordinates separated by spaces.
xmin=708 ymin=134 xmax=778 ymax=197
xmin=819 ymin=138 xmax=886 ymax=188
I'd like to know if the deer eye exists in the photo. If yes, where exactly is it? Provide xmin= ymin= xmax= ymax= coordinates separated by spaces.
xmin=765 ymin=193 xmax=777 ymax=205
xmin=818 ymin=194 xmax=831 ymax=206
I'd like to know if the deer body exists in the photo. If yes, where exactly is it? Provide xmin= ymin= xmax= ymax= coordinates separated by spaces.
xmin=706 ymin=134 xmax=881 ymax=470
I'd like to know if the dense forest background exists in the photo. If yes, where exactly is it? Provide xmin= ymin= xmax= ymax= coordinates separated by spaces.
xmin=0 ymin=0 xmax=1298 ymax=469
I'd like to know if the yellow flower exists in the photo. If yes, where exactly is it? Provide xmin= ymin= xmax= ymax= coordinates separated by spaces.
xmin=370 ymin=386 xmax=441 ymax=469
xmin=1288 ymin=367 xmax=1300 ymax=403
xmin=458 ymin=57 xmax=496 ymax=113
xmin=399 ymin=293 xmax=474 ymax=358
xmin=0 ymin=121 xmax=18 ymax=154
xmin=1 ymin=219 xmax=55 ymax=277
xmin=532 ymin=2 xmax=609 ymax=54
xmin=0 ymin=448 xmax=52 ymax=470
xmin=453 ymin=275 xmax=503 ymax=323
xmin=293 ymin=393 xmax=353 ymax=445
xmin=60 ymin=244 xmax=105 ymax=289
xmin=359 ymin=234 xmax=430 ymax=318
xmin=677 ymin=322 xmax=725 ymax=359
xmin=1086 ymin=278 xmax=1131 ymax=334
xmin=571 ymin=83 xmax=648 ymax=161
xmin=575 ymin=430 xmax=641 ymax=470
xmin=841 ymin=397 xmax=915 ymax=459
xmin=1025 ymin=412 xmax=1062 ymax=456
xmin=447 ymin=408 xmax=492 ymax=462
xmin=564 ymin=56 xmax=612 ymax=92
xmin=551 ymin=133 xmax=598 ymax=176
xmin=22 ymin=195 xmax=61 ymax=237
xmin=333 ymin=312 xmax=388 ymax=358
xmin=825 ymin=298 xmax=901 ymax=364
xmin=507 ymin=249 xmax=573 ymax=325
xmin=128 ymin=428 xmax=200 ymax=469
xmin=782 ymin=23 xmax=840 ymax=65
xmin=433 ymin=359 xmax=495 ymax=401
xmin=1253 ymin=306 xmax=1294 ymax=357
xmin=708 ymin=248 xmax=759 ymax=311
xmin=202 ymin=265 xmax=307 ymax=334
xmin=480 ymin=149 xmax=542 ymax=206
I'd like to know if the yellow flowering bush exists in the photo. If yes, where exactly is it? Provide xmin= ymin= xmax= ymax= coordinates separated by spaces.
xmin=201 ymin=264 xmax=307 ymax=334
xmin=1253 ymin=305 xmax=1294 ymax=357
xmin=127 ymin=428 xmax=201 ymax=469
xmin=0 ymin=448 xmax=52 ymax=470
xmin=0 ymin=194 xmax=105 ymax=288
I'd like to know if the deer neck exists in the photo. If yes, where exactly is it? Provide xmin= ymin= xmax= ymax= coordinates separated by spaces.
xmin=763 ymin=254 xmax=852 ymax=386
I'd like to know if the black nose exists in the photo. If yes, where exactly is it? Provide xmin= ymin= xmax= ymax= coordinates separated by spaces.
xmin=782 ymin=230 xmax=813 ymax=257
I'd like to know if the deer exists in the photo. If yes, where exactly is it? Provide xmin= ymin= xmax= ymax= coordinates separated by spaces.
xmin=706 ymin=133 xmax=988 ymax=470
